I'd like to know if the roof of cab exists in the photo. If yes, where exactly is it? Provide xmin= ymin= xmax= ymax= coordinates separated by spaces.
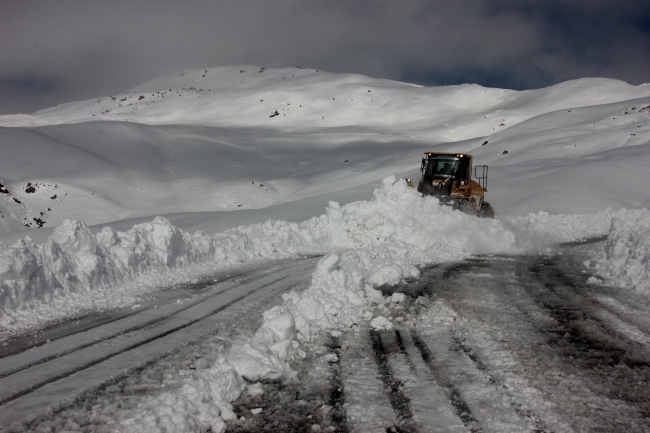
xmin=424 ymin=152 xmax=474 ymax=159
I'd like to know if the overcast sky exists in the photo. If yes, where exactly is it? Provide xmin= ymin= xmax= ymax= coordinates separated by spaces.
xmin=1 ymin=0 xmax=649 ymax=114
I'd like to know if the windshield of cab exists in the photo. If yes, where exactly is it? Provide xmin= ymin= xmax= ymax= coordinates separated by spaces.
xmin=426 ymin=157 xmax=459 ymax=177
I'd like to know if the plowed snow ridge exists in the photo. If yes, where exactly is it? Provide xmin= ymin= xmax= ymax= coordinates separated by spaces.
xmin=2 ymin=176 xmax=647 ymax=432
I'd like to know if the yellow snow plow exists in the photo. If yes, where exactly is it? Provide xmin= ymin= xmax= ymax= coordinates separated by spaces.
xmin=416 ymin=152 xmax=494 ymax=218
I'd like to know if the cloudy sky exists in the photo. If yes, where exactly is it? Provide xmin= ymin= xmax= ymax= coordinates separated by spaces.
xmin=1 ymin=0 xmax=649 ymax=114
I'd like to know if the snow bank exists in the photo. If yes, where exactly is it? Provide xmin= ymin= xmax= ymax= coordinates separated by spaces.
xmin=0 ymin=176 xmax=518 ymax=331
xmin=591 ymin=208 xmax=650 ymax=294
xmin=123 ymin=197 xmax=641 ymax=432
xmin=1 ymin=174 xmax=631 ymax=335
xmin=1 ymin=176 xmax=634 ymax=432
xmin=0 ymin=217 xmax=299 ymax=330
xmin=120 ymin=177 xmax=523 ymax=432
xmin=500 ymin=208 xmax=626 ymax=250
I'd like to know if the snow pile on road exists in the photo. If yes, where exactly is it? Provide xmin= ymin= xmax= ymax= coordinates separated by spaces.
xmin=590 ymin=208 xmax=650 ymax=294
xmin=120 ymin=177 xmax=523 ymax=432
xmin=125 ymin=197 xmax=641 ymax=432
xmin=123 ymin=201 xmax=649 ymax=433
xmin=120 ymin=180 xmax=636 ymax=433
xmin=0 ymin=176 xmax=518 ymax=332
xmin=1 ymin=175 xmax=638 ymax=432
xmin=0 ymin=216 xmax=279 ymax=331
xmin=500 ymin=208 xmax=628 ymax=250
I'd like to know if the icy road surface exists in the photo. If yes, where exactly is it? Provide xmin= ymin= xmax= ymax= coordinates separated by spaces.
xmin=356 ymin=244 xmax=650 ymax=433
xmin=0 ymin=257 xmax=319 ymax=430
xmin=3 ymin=242 xmax=650 ymax=433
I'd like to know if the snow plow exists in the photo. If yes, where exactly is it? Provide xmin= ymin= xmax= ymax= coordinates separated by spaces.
xmin=416 ymin=152 xmax=494 ymax=218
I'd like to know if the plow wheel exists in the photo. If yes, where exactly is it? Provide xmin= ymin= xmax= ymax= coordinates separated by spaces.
xmin=479 ymin=201 xmax=495 ymax=218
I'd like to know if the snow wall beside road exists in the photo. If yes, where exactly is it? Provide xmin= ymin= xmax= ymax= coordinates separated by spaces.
xmin=121 ymin=182 xmax=644 ymax=433
xmin=593 ymin=208 xmax=650 ymax=294
xmin=0 ymin=176 xmax=510 ymax=331
xmin=0 ymin=176 xmax=636 ymax=333
xmin=1 ymin=176 xmax=646 ymax=432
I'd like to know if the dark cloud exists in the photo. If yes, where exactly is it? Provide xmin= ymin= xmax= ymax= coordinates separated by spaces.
xmin=0 ymin=77 xmax=59 ymax=114
xmin=1 ymin=0 xmax=649 ymax=114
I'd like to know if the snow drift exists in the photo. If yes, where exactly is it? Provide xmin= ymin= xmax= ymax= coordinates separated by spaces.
xmin=4 ymin=176 xmax=640 ymax=334
xmin=591 ymin=208 xmax=650 ymax=294
xmin=500 ymin=208 xmax=629 ymax=249
xmin=0 ymin=216 xmax=278 ymax=330
xmin=0 ymin=177 xmax=519 ymax=331
xmin=120 ymin=177 xmax=515 ymax=432
xmin=120 ymin=182 xmax=647 ymax=433
xmin=1 ymin=175 xmax=645 ymax=432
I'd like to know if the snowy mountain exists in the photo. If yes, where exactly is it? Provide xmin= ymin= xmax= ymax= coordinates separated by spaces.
xmin=1 ymin=67 xmax=650 ymax=433
xmin=0 ymin=66 xmax=649 ymax=240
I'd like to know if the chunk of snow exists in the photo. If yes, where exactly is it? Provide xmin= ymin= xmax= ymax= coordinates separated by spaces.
xmin=587 ymin=276 xmax=602 ymax=285
xmin=226 ymin=341 xmax=296 ymax=383
xmin=193 ymin=358 xmax=209 ymax=370
xmin=370 ymin=316 xmax=393 ymax=331
xmin=246 ymin=382 xmax=264 ymax=397
xmin=594 ymin=209 xmax=650 ymax=294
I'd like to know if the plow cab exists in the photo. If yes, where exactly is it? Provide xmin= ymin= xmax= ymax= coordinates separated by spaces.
xmin=416 ymin=152 xmax=494 ymax=218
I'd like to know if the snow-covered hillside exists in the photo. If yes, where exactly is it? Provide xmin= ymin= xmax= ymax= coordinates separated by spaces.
xmin=0 ymin=66 xmax=648 ymax=240
xmin=1 ymin=67 xmax=650 ymax=433
xmin=2 ymin=66 xmax=648 ymax=140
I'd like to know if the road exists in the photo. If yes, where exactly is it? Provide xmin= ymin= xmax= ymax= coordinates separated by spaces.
xmin=228 ymin=242 xmax=650 ymax=433
xmin=0 ymin=257 xmax=320 ymax=431
xmin=3 ymin=242 xmax=650 ymax=432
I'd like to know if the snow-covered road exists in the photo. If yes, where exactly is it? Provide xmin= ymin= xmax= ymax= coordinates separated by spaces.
xmin=228 ymin=242 xmax=650 ymax=433
xmin=3 ymin=241 xmax=649 ymax=432
xmin=336 ymin=242 xmax=650 ymax=433
xmin=0 ymin=257 xmax=319 ymax=430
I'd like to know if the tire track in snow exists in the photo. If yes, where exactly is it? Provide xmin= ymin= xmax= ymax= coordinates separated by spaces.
xmin=445 ymin=251 xmax=650 ymax=431
xmin=546 ymin=255 xmax=650 ymax=345
xmin=590 ymin=292 xmax=650 ymax=342
xmin=393 ymin=330 xmax=415 ymax=372
xmin=0 ymin=269 xmax=266 ymax=379
xmin=441 ymin=259 xmax=490 ymax=281
xmin=449 ymin=330 xmax=548 ymax=433
xmin=0 ymin=268 xmax=261 ymax=360
xmin=339 ymin=327 xmax=397 ymax=432
xmin=326 ymin=336 xmax=349 ymax=433
xmin=524 ymin=256 xmax=650 ymax=369
xmin=382 ymin=327 xmax=468 ymax=432
xmin=514 ymin=255 xmax=650 ymax=426
xmin=0 ymin=260 xmax=317 ymax=410
xmin=409 ymin=329 xmax=482 ymax=433
xmin=0 ymin=259 xmax=319 ymax=429
xmin=369 ymin=330 xmax=418 ymax=433
xmin=0 ymin=276 xmax=293 ymax=407
xmin=394 ymin=257 xmax=548 ymax=433
xmin=385 ymin=249 xmax=650 ymax=432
